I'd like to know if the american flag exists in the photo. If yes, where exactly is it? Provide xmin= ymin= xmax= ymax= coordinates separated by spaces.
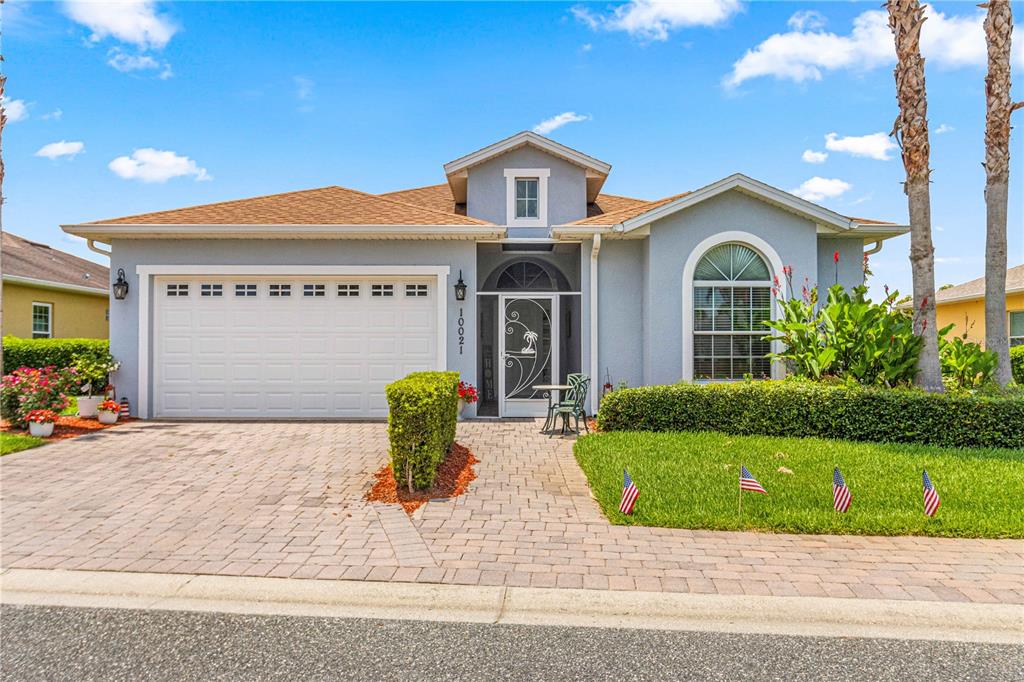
xmin=739 ymin=466 xmax=767 ymax=495
xmin=619 ymin=468 xmax=640 ymax=514
xmin=832 ymin=467 xmax=851 ymax=513
xmin=922 ymin=469 xmax=941 ymax=517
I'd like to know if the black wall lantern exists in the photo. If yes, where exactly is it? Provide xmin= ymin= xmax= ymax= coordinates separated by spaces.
xmin=112 ymin=268 xmax=130 ymax=300
xmin=454 ymin=270 xmax=468 ymax=301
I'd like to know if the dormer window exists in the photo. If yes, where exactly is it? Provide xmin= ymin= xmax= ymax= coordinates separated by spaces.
xmin=504 ymin=168 xmax=549 ymax=228
xmin=515 ymin=178 xmax=539 ymax=219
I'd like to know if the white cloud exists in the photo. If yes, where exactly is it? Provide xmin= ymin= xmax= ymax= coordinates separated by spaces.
xmin=581 ymin=43 xmax=593 ymax=52
xmin=801 ymin=149 xmax=828 ymax=164
xmin=35 ymin=140 xmax=86 ymax=160
xmin=935 ymin=123 xmax=955 ymax=134
xmin=532 ymin=111 xmax=591 ymax=135
xmin=572 ymin=0 xmax=743 ymax=41
xmin=725 ymin=7 xmax=1024 ymax=88
xmin=62 ymin=0 xmax=177 ymax=50
xmin=294 ymin=76 xmax=314 ymax=100
xmin=107 ymin=48 xmax=173 ymax=78
xmin=108 ymin=148 xmax=211 ymax=183
xmin=824 ymin=132 xmax=897 ymax=161
xmin=787 ymin=10 xmax=825 ymax=32
xmin=3 ymin=97 xmax=29 ymax=123
xmin=791 ymin=176 xmax=852 ymax=202
xmin=41 ymin=108 xmax=64 ymax=121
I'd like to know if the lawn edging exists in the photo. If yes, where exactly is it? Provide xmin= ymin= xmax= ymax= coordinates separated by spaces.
xmin=596 ymin=381 xmax=1024 ymax=449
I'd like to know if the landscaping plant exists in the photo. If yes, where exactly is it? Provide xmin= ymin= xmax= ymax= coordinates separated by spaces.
xmin=385 ymin=371 xmax=459 ymax=492
xmin=25 ymin=409 xmax=59 ymax=425
xmin=1 ymin=337 xmax=109 ymax=376
xmin=1011 ymin=345 xmax=1024 ymax=385
xmin=939 ymin=332 xmax=999 ymax=389
xmin=1 ymin=366 xmax=77 ymax=428
xmin=457 ymin=381 xmax=479 ymax=405
xmin=73 ymin=350 xmax=120 ymax=397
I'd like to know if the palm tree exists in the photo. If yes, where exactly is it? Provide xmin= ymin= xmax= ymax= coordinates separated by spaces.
xmin=981 ymin=0 xmax=1023 ymax=387
xmin=887 ymin=0 xmax=943 ymax=392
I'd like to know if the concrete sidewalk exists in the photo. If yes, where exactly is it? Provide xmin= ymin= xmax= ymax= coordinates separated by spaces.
xmin=2 ymin=568 xmax=1022 ymax=645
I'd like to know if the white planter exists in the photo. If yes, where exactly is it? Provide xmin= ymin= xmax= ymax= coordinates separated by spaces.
xmin=29 ymin=422 xmax=54 ymax=438
xmin=97 ymin=411 xmax=119 ymax=425
xmin=77 ymin=395 xmax=102 ymax=418
xmin=457 ymin=398 xmax=466 ymax=422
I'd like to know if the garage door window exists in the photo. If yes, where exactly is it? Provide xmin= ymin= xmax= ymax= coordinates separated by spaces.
xmin=235 ymin=284 xmax=257 ymax=297
xmin=269 ymin=284 xmax=291 ymax=297
xmin=371 ymin=284 xmax=394 ymax=297
xmin=200 ymin=284 xmax=223 ymax=297
xmin=337 ymin=284 xmax=360 ymax=297
xmin=166 ymin=283 xmax=189 ymax=297
xmin=405 ymin=284 xmax=429 ymax=297
xmin=303 ymin=284 xmax=326 ymax=297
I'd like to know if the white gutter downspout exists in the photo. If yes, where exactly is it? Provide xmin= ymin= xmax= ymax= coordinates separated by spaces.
xmin=864 ymin=240 xmax=883 ymax=256
xmin=86 ymin=239 xmax=112 ymax=257
xmin=589 ymin=234 xmax=601 ymax=416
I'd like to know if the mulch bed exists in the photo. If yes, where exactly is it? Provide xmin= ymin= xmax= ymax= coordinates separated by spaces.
xmin=365 ymin=442 xmax=478 ymax=514
xmin=1 ymin=414 xmax=135 ymax=442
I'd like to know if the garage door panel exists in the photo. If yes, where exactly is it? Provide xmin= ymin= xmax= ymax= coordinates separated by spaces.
xmin=154 ymin=275 xmax=438 ymax=418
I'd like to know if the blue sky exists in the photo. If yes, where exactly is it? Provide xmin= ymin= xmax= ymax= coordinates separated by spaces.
xmin=3 ymin=0 xmax=1022 ymax=299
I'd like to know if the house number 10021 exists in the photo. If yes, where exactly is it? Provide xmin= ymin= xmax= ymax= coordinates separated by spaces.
xmin=457 ymin=308 xmax=465 ymax=355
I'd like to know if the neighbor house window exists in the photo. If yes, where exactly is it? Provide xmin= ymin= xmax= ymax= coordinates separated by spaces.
xmin=32 ymin=302 xmax=52 ymax=339
xmin=515 ymin=178 xmax=539 ymax=219
xmin=1011 ymin=311 xmax=1024 ymax=347
xmin=692 ymin=243 xmax=772 ymax=381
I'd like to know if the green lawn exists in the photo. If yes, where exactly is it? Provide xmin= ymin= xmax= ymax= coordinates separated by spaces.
xmin=1 ymin=432 xmax=46 ymax=456
xmin=574 ymin=431 xmax=1024 ymax=538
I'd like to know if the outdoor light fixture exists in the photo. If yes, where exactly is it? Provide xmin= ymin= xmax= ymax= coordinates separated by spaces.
xmin=454 ymin=270 xmax=468 ymax=301
xmin=112 ymin=268 xmax=129 ymax=300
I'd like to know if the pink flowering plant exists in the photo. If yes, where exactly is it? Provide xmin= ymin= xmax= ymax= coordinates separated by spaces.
xmin=1 ymin=366 xmax=77 ymax=429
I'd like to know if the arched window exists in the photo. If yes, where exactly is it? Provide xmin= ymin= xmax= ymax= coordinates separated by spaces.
xmin=484 ymin=259 xmax=572 ymax=292
xmin=692 ymin=244 xmax=772 ymax=380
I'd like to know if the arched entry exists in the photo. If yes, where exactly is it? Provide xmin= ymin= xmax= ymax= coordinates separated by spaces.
xmin=478 ymin=257 xmax=581 ymax=417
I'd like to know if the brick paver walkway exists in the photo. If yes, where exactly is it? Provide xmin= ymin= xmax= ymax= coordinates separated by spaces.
xmin=2 ymin=421 xmax=1022 ymax=604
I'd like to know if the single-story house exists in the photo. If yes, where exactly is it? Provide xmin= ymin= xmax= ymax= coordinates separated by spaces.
xmin=63 ymin=131 xmax=907 ymax=419
xmin=2 ymin=231 xmax=110 ymax=339
xmin=933 ymin=263 xmax=1024 ymax=346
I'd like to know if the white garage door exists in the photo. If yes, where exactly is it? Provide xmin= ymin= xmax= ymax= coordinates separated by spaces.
xmin=153 ymin=276 xmax=439 ymax=418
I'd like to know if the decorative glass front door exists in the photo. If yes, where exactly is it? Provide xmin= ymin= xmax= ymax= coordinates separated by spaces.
xmin=499 ymin=296 xmax=557 ymax=417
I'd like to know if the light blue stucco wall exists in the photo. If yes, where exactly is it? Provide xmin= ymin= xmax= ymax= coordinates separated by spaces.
xmin=641 ymin=189 xmax=820 ymax=385
xmin=597 ymin=240 xmax=643 ymax=391
xmin=107 ymin=239 xmax=478 ymax=417
xmin=465 ymin=146 xmax=587 ymax=234
xmin=816 ymin=237 xmax=866 ymax=295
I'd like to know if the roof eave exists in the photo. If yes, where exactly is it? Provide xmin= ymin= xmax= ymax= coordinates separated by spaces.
xmin=61 ymin=223 xmax=507 ymax=241
xmin=3 ymin=274 xmax=108 ymax=297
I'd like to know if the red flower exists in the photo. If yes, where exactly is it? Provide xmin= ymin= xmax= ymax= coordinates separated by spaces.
xmin=833 ymin=251 xmax=840 ymax=264
xmin=920 ymin=296 xmax=929 ymax=309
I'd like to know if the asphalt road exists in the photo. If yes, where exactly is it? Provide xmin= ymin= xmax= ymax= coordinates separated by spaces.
xmin=1 ymin=604 xmax=1021 ymax=681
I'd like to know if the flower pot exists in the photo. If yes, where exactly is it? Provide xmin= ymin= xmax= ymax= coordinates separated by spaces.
xmin=77 ymin=395 xmax=102 ymax=418
xmin=457 ymin=398 xmax=466 ymax=422
xmin=29 ymin=422 xmax=55 ymax=438
xmin=97 ymin=411 xmax=119 ymax=425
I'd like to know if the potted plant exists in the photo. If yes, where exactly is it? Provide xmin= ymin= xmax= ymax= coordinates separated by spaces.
xmin=74 ymin=352 xmax=120 ymax=418
xmin=26 ymin=409 xmax=59 ymax=438
xmin=457 ymin=381 xmax=478 ymax=420
xmin=97 ymin=399 xmax=121 ymax=425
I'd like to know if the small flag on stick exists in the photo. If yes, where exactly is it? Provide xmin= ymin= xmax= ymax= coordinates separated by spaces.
xmin=739 ymin=466 xmax=767 ymax=495
xmin=922 ymin=469 xmax=941 ymax=517
xmin=619 ymin=468 xmax=639 ymax=515
xmin=832 ymin=467 xmax=851 ymax=513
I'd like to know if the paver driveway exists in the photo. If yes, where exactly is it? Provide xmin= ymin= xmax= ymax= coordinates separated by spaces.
xmin=2 ymin=420 xmax=1022 ymax=604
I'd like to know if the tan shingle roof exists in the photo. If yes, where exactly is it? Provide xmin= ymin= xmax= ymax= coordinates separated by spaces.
xmin=81 ymin=185 xmax=493 ymax=226
xmin=2 ymin=231 xmax=108 ymax=290
xmin=569 ymin=191 xmax=692 ymax=226
xmin=936 ymin=264 xmax=1024 ymax=303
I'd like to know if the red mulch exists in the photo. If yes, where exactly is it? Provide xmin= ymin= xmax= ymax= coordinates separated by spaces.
xmin=365 ymin=442 xmax=478 ymax=514
xmin=1 ymin=414 xmax=135 ymax=442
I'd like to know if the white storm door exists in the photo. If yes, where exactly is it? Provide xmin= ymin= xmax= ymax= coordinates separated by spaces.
xmin=498 ymin=295 xmax=558 ymax=418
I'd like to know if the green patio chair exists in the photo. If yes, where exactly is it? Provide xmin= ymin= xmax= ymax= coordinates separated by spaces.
xmin=553 ymin=374 xmax=590 ymax=436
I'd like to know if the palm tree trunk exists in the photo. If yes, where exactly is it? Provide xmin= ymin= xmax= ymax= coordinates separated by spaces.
xmin=888 ymin=0 xmax=943 ymax=392
xmin=982 ymin=0 xmax=1023 ymax=387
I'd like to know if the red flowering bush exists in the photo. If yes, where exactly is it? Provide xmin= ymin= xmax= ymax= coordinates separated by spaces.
xmin=25 ymin=409 xmax=59 ymax=424
xmin=1 ymin=366 xmax=77 ymax=428
xmin=457 ymin=381 xmax=479 ymax=404
xmin=97 ymin=399 xmax=121 ymax=413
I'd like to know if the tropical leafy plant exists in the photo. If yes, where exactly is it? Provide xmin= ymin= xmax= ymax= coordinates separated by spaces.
xmin=939 ymin=331 xmax=998 ymax=389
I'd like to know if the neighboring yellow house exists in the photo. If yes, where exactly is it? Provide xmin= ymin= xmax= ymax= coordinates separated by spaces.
xmin=934 ymin=263 xmax=1024 ymax=347
xmin=2 ymin=231 xmax=109 ymax=339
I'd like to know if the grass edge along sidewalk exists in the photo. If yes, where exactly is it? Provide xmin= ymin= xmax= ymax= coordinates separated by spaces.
xmin=574 ymin=431 xmax=1024 ymax=539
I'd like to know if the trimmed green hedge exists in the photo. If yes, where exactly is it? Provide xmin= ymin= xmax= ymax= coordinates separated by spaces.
xmin=385 ymin=371 xmax=459 ymax=490
xmin=2 ymin=336 xmax=109 ymax=375
xmin=597 ymin=381 xmax=1024 ymax=449
xmin=1012 ymin=346 xmax=1024 ymax=385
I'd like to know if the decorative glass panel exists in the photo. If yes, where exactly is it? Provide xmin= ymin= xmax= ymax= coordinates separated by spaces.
xmin=201 ymin=284 xmax=223 ymax=297
xmin=234 ymin=284 xmax=257 ymax=297
xmin=405 ymin=283 xmax=429 ymax=297
xmin=269 ymin=284 xmax=291 ymax=297
xmin=371 ymin=284 xmax=394 ymax=297
xmin=303 ymin=284 xmax=326 ymax=297
xmin=496 ymin=262 xmax=555 ymax=291
xmin=694 ymin=244 xmax=770 ymax=281
xmin=337 ymin=284 xmax=360 ymax=297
